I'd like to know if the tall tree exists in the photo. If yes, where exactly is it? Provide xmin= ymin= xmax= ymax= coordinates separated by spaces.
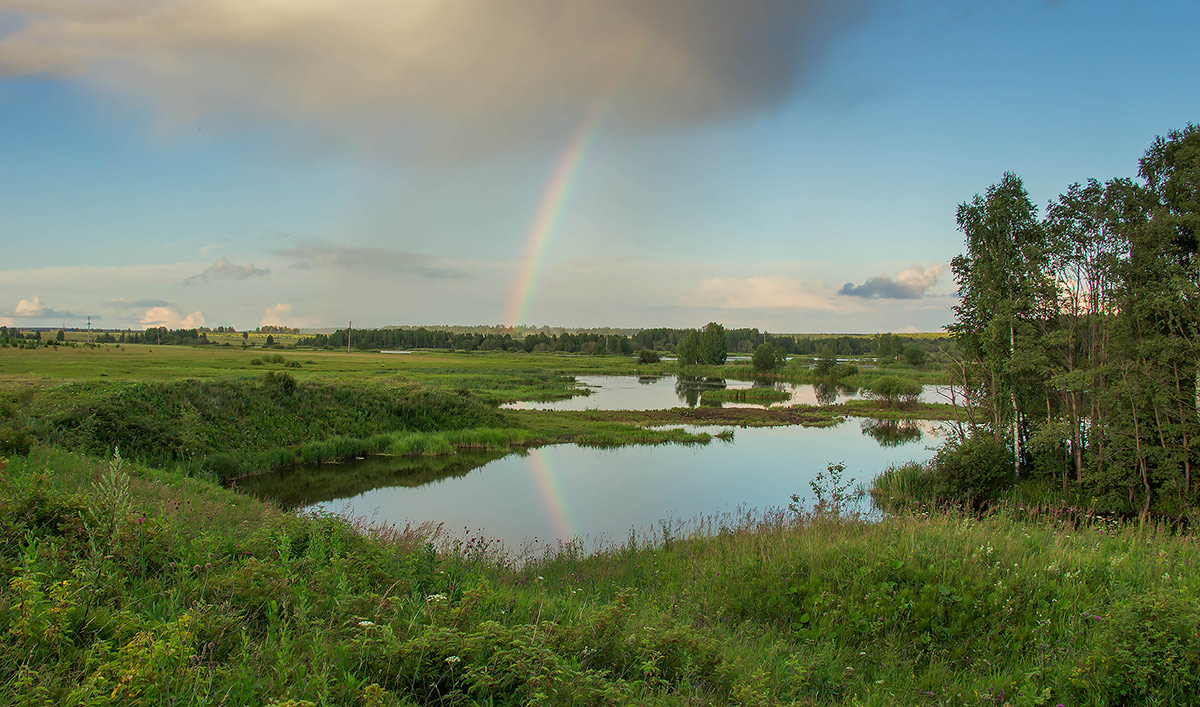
xmin=950 ymin=173 xmax=1050 ymax=476
xmin=699 ymin=322 xmax=728 ymax=366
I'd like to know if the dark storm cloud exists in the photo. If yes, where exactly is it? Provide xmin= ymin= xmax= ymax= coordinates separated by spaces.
xmin=0 ymin=0 xmax=874 ymax=155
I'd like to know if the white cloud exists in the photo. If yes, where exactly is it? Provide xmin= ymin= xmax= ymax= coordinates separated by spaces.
xmin=13 ymin=295 xmax=44 ymax=316
xmin=693 ymin=276 xmax=843 ymax=311
xmin=0 ymin=0 xmax=866 ymax=156
xmin=141 ymin=306 xmax=205 ymax=329
xmin=0 ymin=317 xmax=14 ymax=327
xmin=260 ymin=302 xmax=292 ymax=327
xmin=8 ymin=294 xmax=82 ymax=319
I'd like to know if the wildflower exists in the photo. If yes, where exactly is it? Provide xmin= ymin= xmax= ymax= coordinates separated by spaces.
xmin=445 ymin=656 xmax=461 ymax=665
xmin=358 ymin=620 xmax=375 ymax=627
xmin=426 ymin=593 xmax=448 ymax=603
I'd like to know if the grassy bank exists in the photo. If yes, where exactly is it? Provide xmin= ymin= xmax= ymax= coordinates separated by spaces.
xmin=6 ymin=376 xmax=501 ymax=480
xmin=2 ymin=448 xmax=1196 ymax=705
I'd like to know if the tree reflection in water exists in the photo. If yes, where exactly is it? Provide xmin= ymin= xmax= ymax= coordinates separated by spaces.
xmin=674 ymin=376 xmax=728 ymax=407
xmin=859 ymin=418 xmax=923 ymax=447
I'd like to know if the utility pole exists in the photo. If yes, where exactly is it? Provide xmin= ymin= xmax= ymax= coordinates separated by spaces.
xmin=347 ymin=320 xmax=352 ymax=354
xmin=87 ymin=315 xmax=92 ymax=344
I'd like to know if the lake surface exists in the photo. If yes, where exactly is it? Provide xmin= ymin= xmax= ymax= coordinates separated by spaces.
xmin=244 ymin=420 xmax=942 ymax=552
xmin=503 ymin=374 xmax=946 ymax=410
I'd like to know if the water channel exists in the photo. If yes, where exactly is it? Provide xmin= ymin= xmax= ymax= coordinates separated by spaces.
xmin=502 ymin=374 xmax=946 ymax=410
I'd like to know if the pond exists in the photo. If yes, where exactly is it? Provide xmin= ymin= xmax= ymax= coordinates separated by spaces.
xmin=503 ymin=374 xmax=946 ymax=411
xmin=242 ymin=420 xmax=943 ymax=552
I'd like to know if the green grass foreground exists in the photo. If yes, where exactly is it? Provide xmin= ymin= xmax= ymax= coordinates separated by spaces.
xmin=2 ymin=449 xmax=1197 ymax=706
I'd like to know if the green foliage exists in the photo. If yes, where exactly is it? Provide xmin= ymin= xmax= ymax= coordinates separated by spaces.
xmin=261 ymin=370 xmax=297 ymax=395
xmin=0 ymin=422 xmax=33 ymax=457
xmin=699 ymin=322 xmax=728 ymax=366
xmin=17 ymin=378 xmax=500 ymax=478
xmin=637 ymin=349 xmax=661 ymax=364
xmin=752 ymin=342 xmax=782 ymax=372
xmin=902 ymin=346 xmax=927 ymax=366
xmin=931 ymin=435 xmax=1015 ymax=507
xmin=866 ymin=376 xmax=923 ymax=407
xmin=949 ymin=125 xmax=1200 ymax=515
xmin=700 ymin=387 xmax=789 ymax=404
xmin=1073 ymin=590 xmax=1200 ymax=704
xmin=675 ymin=330 xmax=701 ymax=366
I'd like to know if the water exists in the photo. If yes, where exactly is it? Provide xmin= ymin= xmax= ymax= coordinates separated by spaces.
xmin=503 ymin=374 xmax=947 ymax=410
xmin=243 ymin=420 xmax=943 ymax=551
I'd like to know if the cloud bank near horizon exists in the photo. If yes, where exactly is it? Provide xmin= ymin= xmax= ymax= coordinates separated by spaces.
xmin=839 ymin=263 xmax=944 ymax=300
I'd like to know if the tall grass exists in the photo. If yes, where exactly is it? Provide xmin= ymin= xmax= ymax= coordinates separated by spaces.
xmin=1 ymin=447 xmax=1197 ymax=705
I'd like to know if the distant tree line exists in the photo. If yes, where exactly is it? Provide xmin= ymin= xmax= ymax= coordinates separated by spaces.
xmin=949 ymin=124 xmax=1200 ymax=516
xmin=295 ymin=325 xmax=944 ymax=357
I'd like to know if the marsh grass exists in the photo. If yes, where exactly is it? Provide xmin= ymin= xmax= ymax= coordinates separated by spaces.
xmin=701 ymin=387 xmax=791 ymax=405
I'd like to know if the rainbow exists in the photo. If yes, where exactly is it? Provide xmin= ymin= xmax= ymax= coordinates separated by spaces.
xmin=525 ymin=447 xmax=578 ymax=541
xmin=503 ymin=32 xmax=650 ymax=328
xmin=503 ymin=113 xmax=602 ymax=328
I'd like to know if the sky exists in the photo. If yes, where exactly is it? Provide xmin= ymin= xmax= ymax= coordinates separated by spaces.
xmin=1 ymin=0 xmax=1198 ymax=334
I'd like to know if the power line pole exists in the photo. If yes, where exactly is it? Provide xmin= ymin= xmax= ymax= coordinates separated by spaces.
xmin=347 ymin=320 xmax=352 ymax=354
xmin=87 ymin=315 xmax=91 ymax=344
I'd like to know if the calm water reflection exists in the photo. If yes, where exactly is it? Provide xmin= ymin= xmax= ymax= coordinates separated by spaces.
xmin=503 ymin=374 xmax=945 ymax=410
xmin=245 ymin=422 xmax=941 ymax=551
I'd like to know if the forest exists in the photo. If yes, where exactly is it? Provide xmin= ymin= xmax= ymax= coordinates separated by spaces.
xmin=947 ymin=124 xmax=1200 ymax=516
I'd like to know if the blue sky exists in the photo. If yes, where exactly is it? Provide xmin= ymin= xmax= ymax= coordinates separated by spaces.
xmin=2 ymin=0 xmax=1198 ymax=332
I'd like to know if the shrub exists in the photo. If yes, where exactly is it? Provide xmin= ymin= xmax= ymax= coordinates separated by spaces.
xmin=931 ymin=435 xmax=1013 ymax=507
xmin=0 ymin=422 xmax=33 ymax=456
xmin=261 ymin=371 xmax=297 ymax=396
xmin=752 ymin=342 xmax=782 ymax=372
xmin=902 ymin=347 xmax=928 ymax=367
xmin=1073 ymin=590 xmax=1200 ymax=705
xmin=637 ymin=349 xmax=661 ymax=364
xmin=866 ymin=376 xmax=922 ymax=407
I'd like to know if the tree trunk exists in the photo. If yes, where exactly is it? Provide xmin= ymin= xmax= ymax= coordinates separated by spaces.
xmin=1125 ymin=370 xmax=1151 ymax=519
xmin=1069 ymin=391 xmax=1083 ymax=489
xmin=1011 ymin=322 xmax=1021 ymax=478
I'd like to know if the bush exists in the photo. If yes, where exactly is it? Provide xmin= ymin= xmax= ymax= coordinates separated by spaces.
xmin=866 ymin=376 xmax=922 ymax=407
xmin=902 ymin=347 xmax=928 ymax=367
xmin=637 ymin=349 xmax=661 ymax=364
xmin=0 ymin=423 xmax=33 ymax=456
xmin=931 ymin=435 xmax=1013 ymax=507
xmin=1074 ymin=590 xmax=1200 ymax=705
xmin=752 ymin=342 xmax=782 ymax=372
xmin=261 ymin=371 xmax=297 ymax=396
